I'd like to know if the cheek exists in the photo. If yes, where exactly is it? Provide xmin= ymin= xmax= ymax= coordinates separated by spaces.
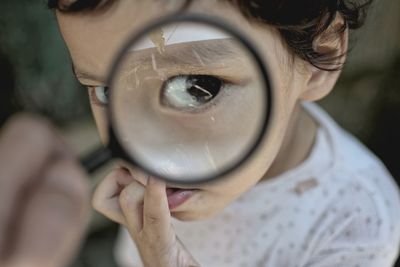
xmin=201 ymin=87 xmax=295 ymax=197
xmin=205 ymin=168 xmax=266 ymax=200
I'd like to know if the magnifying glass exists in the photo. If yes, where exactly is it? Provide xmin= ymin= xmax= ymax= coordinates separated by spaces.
xmin=81 ymin=13 xmax=273 ymax=184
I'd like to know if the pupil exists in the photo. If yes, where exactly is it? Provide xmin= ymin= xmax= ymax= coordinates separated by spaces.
xmin=187 ymin=75 xmax=221 ymax=103
xmin=104 ymin=87 xmax=110 ymax=98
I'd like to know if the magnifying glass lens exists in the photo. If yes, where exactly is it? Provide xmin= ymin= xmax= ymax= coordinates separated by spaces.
xmin=110 ymin=20 xmax=270 ymax=183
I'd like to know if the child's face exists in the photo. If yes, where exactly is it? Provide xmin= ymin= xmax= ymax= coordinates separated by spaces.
xmin=56 ymin=0 xmax=314 ymax=220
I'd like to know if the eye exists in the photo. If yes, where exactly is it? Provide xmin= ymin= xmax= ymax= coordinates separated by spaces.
xmin=94 ymin=86 xmax=109 ymax=105
xmin=161 ymin=75 xmax=223 ymax=111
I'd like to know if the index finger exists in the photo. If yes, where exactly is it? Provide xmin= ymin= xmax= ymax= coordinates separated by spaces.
xmin=142 ymin=177 xmax=171 ymax=239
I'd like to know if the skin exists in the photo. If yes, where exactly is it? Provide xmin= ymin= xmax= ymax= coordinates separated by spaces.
xmin=113 ymin=39 xmax=266 ymax=180
xmin=0 ymin=115 xmax=90 ymax=267
xmin=54 ymin=0 xmax=348 ymax=265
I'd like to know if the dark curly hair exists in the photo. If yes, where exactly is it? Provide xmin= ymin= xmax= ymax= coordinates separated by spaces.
xmin=228 ymin=0 xmax=373 ymax=70
xmin=48 ymin=0 xmax=373 ymax=71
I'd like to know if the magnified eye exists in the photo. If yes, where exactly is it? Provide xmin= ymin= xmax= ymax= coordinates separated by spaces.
xmin=162 ymin=75 xmax=222 ymax=110
xmin=94 ymin=86 xmax=109 ymax=105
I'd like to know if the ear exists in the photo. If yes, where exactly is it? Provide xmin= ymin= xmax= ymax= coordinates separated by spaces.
xmin=300 ymin=14 xmax=349 ymax=101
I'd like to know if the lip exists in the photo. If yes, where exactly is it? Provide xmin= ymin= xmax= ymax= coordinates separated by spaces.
xmin=166 ymin=188 xmax=197 ymax=210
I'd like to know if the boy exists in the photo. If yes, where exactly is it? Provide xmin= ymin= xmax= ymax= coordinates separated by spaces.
xmin=48 ymin=0 xmax=400 ymax=266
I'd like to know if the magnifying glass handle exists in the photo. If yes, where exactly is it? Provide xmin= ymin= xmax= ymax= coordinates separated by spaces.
xmin=81 ymin=147 xmax=112 ymax=174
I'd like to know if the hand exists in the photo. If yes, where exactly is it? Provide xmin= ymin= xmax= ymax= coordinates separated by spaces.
xmin=93 ymin=169 xmax=200 ymax=267
xmin=0 ymin=115 xmax=90 ymax=267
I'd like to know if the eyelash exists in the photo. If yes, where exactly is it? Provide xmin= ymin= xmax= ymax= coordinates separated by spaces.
xmin=160 ymin=74 xmax=233 ymax=113
xmin=88 ymin=74 xmax=239 ymax=110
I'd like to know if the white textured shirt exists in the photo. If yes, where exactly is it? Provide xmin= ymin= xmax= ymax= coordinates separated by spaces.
xmin=115 ymin=102 xmax=400 ymax=267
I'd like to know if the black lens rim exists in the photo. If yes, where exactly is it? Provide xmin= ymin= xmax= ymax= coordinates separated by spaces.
xmin=106 ymin=13 xmax=274 ymax=184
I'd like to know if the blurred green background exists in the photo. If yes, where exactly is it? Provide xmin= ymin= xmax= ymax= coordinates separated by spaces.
xmin=0 ymin=0 xmax=399 ymax=266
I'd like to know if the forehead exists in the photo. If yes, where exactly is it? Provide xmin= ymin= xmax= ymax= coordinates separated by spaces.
xmin=56 ymin=0 xmax=284 ymax=86
xmin=57 ymin=1 xmax=160 ymax=84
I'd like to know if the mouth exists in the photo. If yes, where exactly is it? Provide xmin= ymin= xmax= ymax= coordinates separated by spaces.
xmin=166 ymin=187 xmax=198 ymax=210
xmin=116 ymin=166 xmax=199 ymax=210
